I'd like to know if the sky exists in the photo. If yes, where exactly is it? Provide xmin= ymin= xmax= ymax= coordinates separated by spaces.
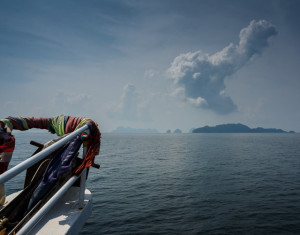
xmin=1 ymin=0 xmax=300 ymax=133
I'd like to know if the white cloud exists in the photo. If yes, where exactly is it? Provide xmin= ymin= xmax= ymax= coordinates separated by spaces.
xmin=54 ymin=91 xmax=90 ymax=105
xmin=167 ymin=19 xmax=278 ymax=114
xmin=107 ymin=84 xmax=152 ymax=122
xmin=144 ymin=69 xmax=157 ymax=78
xmin=186 ymin=97 xmax=207 ymax=108
xmin=193 ymin=72 xmax=201 ymax=79
xmin=48 ymin=91 xmax=92 ymax=116
xmin=170 ymin=87 xmax=185 ymax=97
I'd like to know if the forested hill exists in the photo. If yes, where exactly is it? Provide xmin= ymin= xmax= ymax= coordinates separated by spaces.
xmin=192 ymin=124 xmax=295 ymax=133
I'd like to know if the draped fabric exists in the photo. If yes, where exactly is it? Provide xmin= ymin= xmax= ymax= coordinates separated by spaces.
xmin=65 ymin=117 xmax=101 ymax=175
xmin=0 ymin=115 xmax=101 ymax=175
xmin=50 ymin=114 xmax=67 ymax=136
xmin=1 ymin=117 xmax=50 ymax=132
xmin=0 ymin=134 xmax=15 ymax=175
xmin=26 ymin=136 xmax=83 ymax=212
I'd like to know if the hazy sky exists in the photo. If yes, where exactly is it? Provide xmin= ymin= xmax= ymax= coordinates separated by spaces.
xmin=1 ymin=0 xmax=300 ymax=132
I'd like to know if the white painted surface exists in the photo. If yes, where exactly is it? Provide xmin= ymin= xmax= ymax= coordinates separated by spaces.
xmin=28 ymin=187 xmax=92 ymax=235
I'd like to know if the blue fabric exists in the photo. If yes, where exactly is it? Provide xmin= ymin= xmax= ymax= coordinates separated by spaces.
xmin=26 ymin=136 xmax=83 ymax=212
xmin=64 ymin=115 xmax=69 ymax=128
xmin=47 ymin=118 xmax=56 ymax=134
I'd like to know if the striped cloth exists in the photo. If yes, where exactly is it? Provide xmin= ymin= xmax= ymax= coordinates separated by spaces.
xmin=0 ymin=131 xmax=15 ymax=175
xmin=0 ymin=115 xmax=101 ymax=175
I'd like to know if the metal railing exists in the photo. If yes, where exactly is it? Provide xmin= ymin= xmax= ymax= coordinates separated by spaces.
xmin=0 ymin=125 xmax=89 ymax=185
xmin=0 ymin=124 xmax=90 ymax=234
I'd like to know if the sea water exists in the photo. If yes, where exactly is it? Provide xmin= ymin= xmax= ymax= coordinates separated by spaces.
xmin=6 ymin=132 xmax=300 ymax=234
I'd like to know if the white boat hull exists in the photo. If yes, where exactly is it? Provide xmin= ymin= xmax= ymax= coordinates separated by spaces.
xmin=26 ymin=187 xmax=92 ymax=235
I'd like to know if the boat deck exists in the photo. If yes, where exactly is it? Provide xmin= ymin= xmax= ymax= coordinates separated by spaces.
xmin=29 ymin=187 xmax=92 ymax=235
xmin=3 ymin=187 xmax=92 ymax=235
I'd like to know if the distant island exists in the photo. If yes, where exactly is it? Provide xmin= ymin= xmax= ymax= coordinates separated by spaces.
xmin=112 ymin=126 xmax=158 ymax=133
xmin=166 ymin=129 xmax=182 ymax=134
xmin=192 ymin=124 xmax=295 ymax=133
xmin=173 ymin=129 xmax=182 ymax=134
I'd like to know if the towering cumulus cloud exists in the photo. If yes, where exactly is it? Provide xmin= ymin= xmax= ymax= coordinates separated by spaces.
xmin=108 ymin=84 xmax=139 ymax=121
xmin=168 ymin=20 xmax=278 ymax=114
xmin=108 ymin=84 xmax=151 ymax=122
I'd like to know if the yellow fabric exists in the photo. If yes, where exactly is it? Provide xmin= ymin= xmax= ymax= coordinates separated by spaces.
xmin=0 ymin=119 xmax=13 ymax=133
xmin=75 ymin=118 xmax=91 ymax=130
xmin=51 ymin=114 xmax=66 ymax=136
xmin=18 ymin=116 xmax=29 ymax=130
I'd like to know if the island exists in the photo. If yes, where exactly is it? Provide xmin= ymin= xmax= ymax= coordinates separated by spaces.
xmin=173 ymin=129 xmax=182 ymax=134
xmin=192 ymin=124 xmax=295 ymax=133
xmin=112 ymin=126 xmax=158 ymax=133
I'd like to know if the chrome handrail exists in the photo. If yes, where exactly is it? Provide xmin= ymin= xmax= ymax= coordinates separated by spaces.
xmin=17 ymin=170 xmax=85 ymax=235
xmin=0 ymin=124 xmax=91 ymax=234
xmin=0 ymin=125 xmax=89 ymax=185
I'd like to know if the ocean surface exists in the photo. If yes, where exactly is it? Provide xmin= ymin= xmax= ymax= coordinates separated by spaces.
xmin=6 ymin=132 xmax=300 ymax=234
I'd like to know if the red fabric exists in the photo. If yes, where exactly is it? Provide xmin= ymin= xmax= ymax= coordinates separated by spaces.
xmin=74 ymin=125 xmax=101 ymax=175
xmin=0 ymin=135 xmax=15 ymax=174
xmin=7 ymin=116 xmax=49 ymax=131
xmin=65 ymin=116 xmax=101 ymax=175
xmin=0 ymin=135 xmax=15 ymax=153
xmin=64 ymin=116 xmax=84 ymax=134
xmin=24 ymin=117 xmax=49 ymax=130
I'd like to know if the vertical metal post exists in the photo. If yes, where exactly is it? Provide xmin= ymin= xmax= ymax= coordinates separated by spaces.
xmin=79 ymin=128 xmax=90 ymax=208
xmin=79 ymin=168 xmax=87 ymax=208
xmin=17 ymin=175 xmax=79 ymax=235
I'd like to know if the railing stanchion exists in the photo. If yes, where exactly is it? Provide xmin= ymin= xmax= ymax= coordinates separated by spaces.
xmin=17 ymin=175 xmax=80 ymax=235
xmin=79 ymin=168 xmax=87 ymax=208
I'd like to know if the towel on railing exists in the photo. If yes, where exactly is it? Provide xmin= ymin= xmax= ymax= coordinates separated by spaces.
xmin=26 ymin=135 xmax=83 ymax=213
xmin=0 ymin=126 xmax=15 ymax=205
xmin=0 ymin=115 xmax=101 ymax=175
xmin=0 ymin=126 xmax=15 ymax=175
